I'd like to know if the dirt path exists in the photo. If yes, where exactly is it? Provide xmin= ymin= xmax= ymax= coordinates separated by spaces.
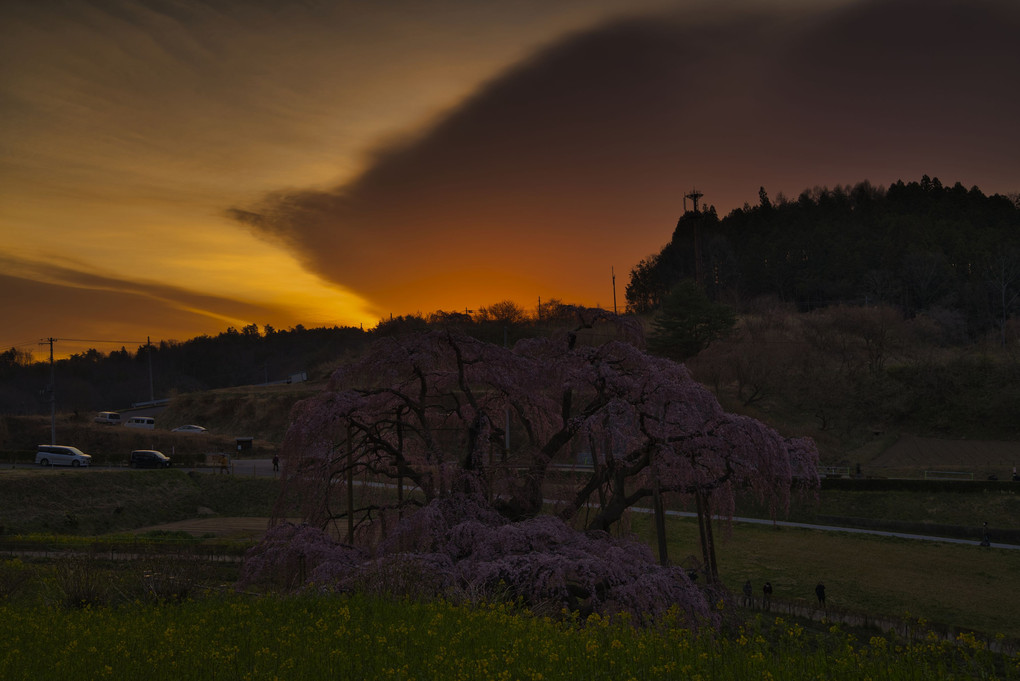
xmin=131 ymin=517 xmax=274 ymax=541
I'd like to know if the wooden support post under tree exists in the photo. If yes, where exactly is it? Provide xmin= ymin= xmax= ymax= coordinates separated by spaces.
xmin=695 ymin=489 xmax=718 ymax=584
xmin=653 ymin=474 xmax=669 ymax=566
xmin=704 ymin=491 xmax=718 ymax=582
xmin=398 ymin=476 xmax=403 ymax=517
xmin=346 ymin=423 xmax=354 ymax=543
xmin=652 ymin=406 xmax=669 ymax=566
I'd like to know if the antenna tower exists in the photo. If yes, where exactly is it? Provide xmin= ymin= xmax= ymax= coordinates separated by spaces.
xmin=685 ymin=187 xmax=704 ymax=214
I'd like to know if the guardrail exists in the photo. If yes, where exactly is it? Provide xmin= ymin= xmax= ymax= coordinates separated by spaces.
xmin=924 ymin=470 xmax=974 ymax=480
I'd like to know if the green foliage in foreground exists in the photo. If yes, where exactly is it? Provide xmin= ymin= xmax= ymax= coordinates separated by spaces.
xmin=1 ymin=593 xmax=1016 ymax=681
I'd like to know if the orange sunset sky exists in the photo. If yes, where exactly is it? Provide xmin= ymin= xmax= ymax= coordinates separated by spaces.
xmin=2 ymin=0 xmax=1018 ymax=359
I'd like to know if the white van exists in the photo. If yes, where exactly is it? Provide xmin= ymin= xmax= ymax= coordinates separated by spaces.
xmin=125 ymin=416 xmax=156 ymax=430
xmin=95 ymin=411 xmax=122 ymax=425
xmin=36 ymin=445 xmax=92 ymax=467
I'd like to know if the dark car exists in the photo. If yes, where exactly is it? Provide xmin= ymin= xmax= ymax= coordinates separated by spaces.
xmin=129 ymin=449 xmax=171 ymax=468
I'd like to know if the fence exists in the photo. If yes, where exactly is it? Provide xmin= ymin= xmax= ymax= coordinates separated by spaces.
xmin=744 ymin=596 xmax=1018 ymax=655
xmin=0 ymin=536 xmax=247 ymax=562
xmin=818 ymin=465 xmax=851 ymax=478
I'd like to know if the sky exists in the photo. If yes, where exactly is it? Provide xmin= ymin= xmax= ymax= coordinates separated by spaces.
xmin=2 ymin=0 xmax=1018 ymax=360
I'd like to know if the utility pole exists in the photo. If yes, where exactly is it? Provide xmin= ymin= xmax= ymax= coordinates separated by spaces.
xmin=147 ymin=336 xmax=154 ymax=402
xmin=41 ymin=338 xmax=56 ymax=445
xmin=612 ymin=267 xmax=618 ymax=314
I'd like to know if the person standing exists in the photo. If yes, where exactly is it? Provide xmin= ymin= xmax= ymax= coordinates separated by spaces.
xmin=815 ymin=582 xmax=826 ymax=608
xmin=763 ymin=581 xmax=773 ymax=611
xmin=272 ymin=454 xmax=280 ymax=472
xmin=742 ymin=579 xmax=753 ymax=608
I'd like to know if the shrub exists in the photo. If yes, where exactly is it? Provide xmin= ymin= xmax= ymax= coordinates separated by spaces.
xmin=134 ymin=553 xmax=203 ymax=603
xmin=51 ymin=553 xmax=108 ymax=608
xmin=0 ymin=559 xmax=33 ymax=602
xmin=238 ymin=495 xmax=719 ymax=628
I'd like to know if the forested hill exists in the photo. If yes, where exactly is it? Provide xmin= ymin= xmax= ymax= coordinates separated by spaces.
xmin=626 ymin=176 xmax=1020 ymax=336
xmin=0 ymin=325 xmax=371 ymax=417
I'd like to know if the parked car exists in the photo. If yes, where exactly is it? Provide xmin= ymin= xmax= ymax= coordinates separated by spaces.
xmin=129 ymin=449 xmax=171 ymax=468
xmin=171 ymin=424 xmax=207 ymax=433
xmin=125 ymin=416 xmax=155 ymax=430
xmin=36 ymin=445 xmax=92 ymax=467
xmin=94 ymin=411 xmax=122 ymax=425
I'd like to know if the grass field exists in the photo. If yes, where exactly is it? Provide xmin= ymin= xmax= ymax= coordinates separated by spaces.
xmin=1 ymin=468 xmax=1017 ymax=643
xmin=627 ymin=514 xmax=1020 ymax=640
xmin=779 ymin=486 xmax=1020 ymax=529
xmin=0 ymin=469 xmax=298 ymax=536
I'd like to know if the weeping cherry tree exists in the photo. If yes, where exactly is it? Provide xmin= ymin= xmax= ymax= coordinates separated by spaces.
xmin=247 ymin=309 xmax=818 ymax=622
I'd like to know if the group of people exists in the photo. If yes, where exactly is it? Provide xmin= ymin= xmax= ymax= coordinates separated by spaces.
xmin=740 ymin=579 xmax=826 ymax=610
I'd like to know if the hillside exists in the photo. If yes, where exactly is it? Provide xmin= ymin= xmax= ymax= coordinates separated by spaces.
xmin=156 ymin=380 xmax=324 ymax=444
xmin=1 ymin=376 xmax=321 ymax=460
xmin=1 ymin=411 xmax=283 ymax=465
xmin=6 ymin=320 xmax=1020 ymax=481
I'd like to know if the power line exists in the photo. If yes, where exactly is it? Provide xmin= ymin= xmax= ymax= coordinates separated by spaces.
xmin=34 ymin=336 xmax=157 ymax=444
xmin=0 ymin=339 xmax=44 ymax=350
xmin=46 ymin=338 xmax=148 ymax=345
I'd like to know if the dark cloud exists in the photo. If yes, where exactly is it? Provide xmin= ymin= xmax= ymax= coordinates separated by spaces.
xmin=232 ymin=0 xmax=1020 ymax=313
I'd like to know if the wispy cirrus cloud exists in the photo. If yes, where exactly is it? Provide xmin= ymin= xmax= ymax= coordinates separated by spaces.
xmin=0 ymin=254 xmax=302 ymax=355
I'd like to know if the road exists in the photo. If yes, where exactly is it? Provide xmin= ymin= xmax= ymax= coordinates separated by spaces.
xmin=4 ymin=459 xmax=1016 ymax=549
xmin=233 ymin=465 xmax=1020 ymax=550
xmin=643 ymin=507 xmax=1020 ymax=550
xmin=0 ymin=458 xmax=280 ymax=477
